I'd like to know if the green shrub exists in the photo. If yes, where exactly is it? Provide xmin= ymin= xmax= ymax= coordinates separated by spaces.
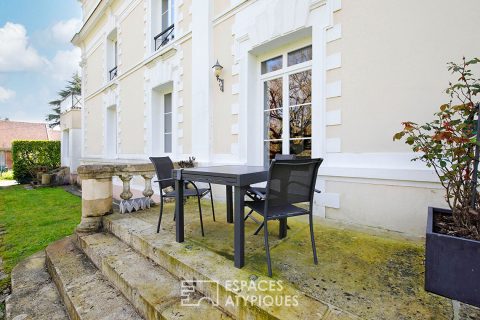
xmin=12 ymin=140 xmax=61 ymax=183
xmin=0 ymin=170 xmax=14 ymax=180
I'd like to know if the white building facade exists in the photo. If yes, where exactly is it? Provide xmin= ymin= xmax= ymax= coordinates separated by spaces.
xmin=60 ymin=94 xmax=83 ymax=181
xmin=73 ymin=0 xmax=480 ymax=236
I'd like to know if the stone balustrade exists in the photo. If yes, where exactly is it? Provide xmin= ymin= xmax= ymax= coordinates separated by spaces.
xmin=76 ymin=163 xmax=155 ymax=233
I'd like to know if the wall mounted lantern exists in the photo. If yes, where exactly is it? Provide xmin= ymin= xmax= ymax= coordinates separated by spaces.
xmin=212 ymin=60 xmax=224 ymax=92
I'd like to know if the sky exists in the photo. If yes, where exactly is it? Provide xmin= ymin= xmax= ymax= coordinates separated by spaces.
xmin=0 ymin=0 xmax=82 ymax=122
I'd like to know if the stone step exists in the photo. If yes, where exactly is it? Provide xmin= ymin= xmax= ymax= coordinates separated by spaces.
xmin=45 ymin=236 xmax=143 ymax=320
xmin=78 ymin=232 xmax=232 ymax=320
xmin=5 ymin=251 xmax=69 ymax=320
xmin=104 ymin=214 xmax=333 ymax=320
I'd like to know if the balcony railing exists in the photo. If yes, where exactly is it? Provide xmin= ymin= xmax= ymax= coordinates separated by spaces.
xmin=154 ymin=24 xmax=174 ymax=51
xmin=60 ymin=94 xmax=82 ymax=113
xmin=109 ymin=66 xmax=118 ymax=81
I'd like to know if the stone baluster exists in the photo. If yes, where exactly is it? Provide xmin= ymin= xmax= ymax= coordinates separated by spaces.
xmin=142 ymin=174 xmax=154 ymax=198
xmin=77 ymin=163 xmax=156 ymax=225
xmin=119 ymin=174 xmax=133 ymax=214
xmin=119 ymin=174 xmax=133 ymax=200
xmin=76 ymin=165 xmax=114 ymax=234
xmin=142 ymin=174 xmax=154 ymax=210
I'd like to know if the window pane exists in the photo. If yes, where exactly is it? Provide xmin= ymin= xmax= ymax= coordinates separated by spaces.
xmin=289 ymin=70 xmax=311 ymax=106
xmin=264 ymin=78 xmax=283 ymax=110
xmin=261 ymin=55 xmax=282 ymax=74
xmin=264 ymin=140 xmax=282 ymax=163
xmin=164 ymin=133 xmax=172 ymax=153
xmin=265 ymin=108 xmax=283 ymax=140
xmin=164 ymin=113 xmax=172 ymax=133
xmin=164 ymin=93 xmax=172 ymax=113
xmin=290 ymin=139 xmax=311 ymax=158
xmin=162 ymin=0 xmax=169 ymax=30
xmin=288 ymin=45 xmax=312 ymax=66
xmin=290 ymin=105 xmax=311 ymax=138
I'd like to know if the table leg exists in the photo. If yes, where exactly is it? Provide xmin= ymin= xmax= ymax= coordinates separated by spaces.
xmin=279 ymin=218 xmax=287 ymax=239
xmin=226 ymin=185 xmax=233 ymax=223
xmin=175 ymin=179 xmax=184 ymax=242
xmin=234 ymin=186 xmax=246 ymax=268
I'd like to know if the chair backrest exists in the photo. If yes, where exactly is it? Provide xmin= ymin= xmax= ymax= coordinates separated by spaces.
xmin=274 ymin=154 xmax=296 ymax=160
xmin=264 ymin=158 xmax=323 ymax=210
xmin=149 ymin=156 xmax=175 ymax=189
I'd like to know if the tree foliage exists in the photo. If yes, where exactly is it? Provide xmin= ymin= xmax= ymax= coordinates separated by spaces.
xmin=394 ymin=57 xmax=480 ymax=239
xmin=46 ymin=74 xmax=81 ymax=128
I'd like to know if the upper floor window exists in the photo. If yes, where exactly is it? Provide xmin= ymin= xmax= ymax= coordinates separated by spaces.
xmin=107 ymin=30 xmax=118 ymax=80
xmin=152 ymin=0 xmax=174 ymax=51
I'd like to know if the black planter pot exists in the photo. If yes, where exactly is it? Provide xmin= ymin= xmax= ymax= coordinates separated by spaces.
xmin=425 ymin=207 xmax=480 ymax=307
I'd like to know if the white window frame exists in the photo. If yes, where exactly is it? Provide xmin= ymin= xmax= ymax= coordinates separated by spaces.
xmin=150 ymin=83 xmax=174 ymax=157
xmin=259 ymin=43 xmax=313 ymax=163
xmin=106 ymin=30 xmax=118 ymax=81
xmin=149 ymin=0 xmax=175 ymax=53
xmin=105 ymin=105 xmax=118 ymax=159
xmin=163 ymin=92 xmax=173 ymax=154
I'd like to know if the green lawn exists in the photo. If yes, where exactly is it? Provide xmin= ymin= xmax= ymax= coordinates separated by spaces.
xmin=0 ymin=185 xmax=81 ymax=292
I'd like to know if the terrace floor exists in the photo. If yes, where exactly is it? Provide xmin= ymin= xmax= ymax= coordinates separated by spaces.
xmin=120 ymin=199 xmax=479 ymax=320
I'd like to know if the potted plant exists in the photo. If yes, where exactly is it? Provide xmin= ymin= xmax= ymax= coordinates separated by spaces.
xmin=394 ymin=57 xmax=480 ymax=307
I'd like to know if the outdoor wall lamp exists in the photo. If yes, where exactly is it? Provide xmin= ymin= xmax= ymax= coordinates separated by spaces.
xmin=212 ymin=60 xmax=224 ymax=92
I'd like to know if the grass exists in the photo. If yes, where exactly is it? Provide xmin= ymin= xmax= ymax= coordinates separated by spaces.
xmin=0 ymin=170 xmax=14 ymax=181
xmin=0 ymin=185 xmax=81 ymax=292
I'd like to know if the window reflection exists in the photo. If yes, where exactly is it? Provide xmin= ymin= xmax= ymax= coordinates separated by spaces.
xmin=289 ymin=70 xmax=312 ymax=106
xmin=261 ymin=55 xmax=283 ymax=74
xmin=288 ymin=45 xmax=312 ymax=66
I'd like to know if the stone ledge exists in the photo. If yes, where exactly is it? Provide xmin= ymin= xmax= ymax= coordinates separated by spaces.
xmin=78 ymin=163 xmax=155 ymax=180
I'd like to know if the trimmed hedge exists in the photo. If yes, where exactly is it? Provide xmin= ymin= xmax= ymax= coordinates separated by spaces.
xmin=12 ymin=140 xmax=61 ymax=183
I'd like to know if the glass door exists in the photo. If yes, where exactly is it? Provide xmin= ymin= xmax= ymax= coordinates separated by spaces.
xmin=261 ymin=45 xmax=312 ymax=164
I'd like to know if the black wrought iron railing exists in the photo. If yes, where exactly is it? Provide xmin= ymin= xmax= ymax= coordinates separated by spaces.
xmin=109 ymin=66 xmax=118 ymax=80
xmin=154 ymin=24 xmax=174 ymax=51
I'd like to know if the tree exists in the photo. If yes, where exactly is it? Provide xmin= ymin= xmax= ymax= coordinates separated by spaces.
xmin=46 ymin=74 xmax=81 ymax=128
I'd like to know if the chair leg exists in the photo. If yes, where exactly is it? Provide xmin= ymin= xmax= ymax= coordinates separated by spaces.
xmin=244 ymin=209 xmax=253 ymax=221
xmin=209 ymin=191 xmax=216 ymax=222
xmin=309 ymin=213 xmax=318 ymax=264
xmin=263 ymin=220 xmax=273 ymax=277
xmin=254 ymin=222 xmax=264 ymax=235
xmin=157 ymin=198 xmax=164 ymax=233
xmin=197 ymin=195 xmax=205 ymax=237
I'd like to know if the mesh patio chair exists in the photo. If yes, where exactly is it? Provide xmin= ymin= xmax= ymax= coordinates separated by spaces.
xmin=245 ymin=154 xmax=321 ymax=235
xmin=244 ymin=154 xmax=297 ymax=234
xmin=245 ymin=158 xmax=323 ymax=277
xmin=149 ymin=157 xmax=215 ymax=236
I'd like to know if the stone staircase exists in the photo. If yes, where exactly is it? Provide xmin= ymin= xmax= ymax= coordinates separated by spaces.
xmin=6 ymin=211 xmax=349 ymax=320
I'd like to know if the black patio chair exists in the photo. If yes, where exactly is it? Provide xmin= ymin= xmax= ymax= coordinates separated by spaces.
xmin=245 ymin=154 xmax=321 ymax=235
xmin=245 ymin=158 xmax=323 ymax=277
xmin=244 ymin=154 xmax=297 ymax=234
xmin=149 ymin=157 xmax=215 ymax=236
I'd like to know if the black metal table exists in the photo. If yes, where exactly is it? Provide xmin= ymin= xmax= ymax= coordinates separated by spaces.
xmin=173 ymin=165 xmax=270 ymax=268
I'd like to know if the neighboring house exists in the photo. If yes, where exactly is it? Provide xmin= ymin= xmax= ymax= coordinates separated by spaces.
xmin=60 ymin=94 xmax=83 ymax=181
xmin=72 ymin=0 xmax=480 ymax=236
xmin=0 ymin=120 xmax=60 ymax=168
